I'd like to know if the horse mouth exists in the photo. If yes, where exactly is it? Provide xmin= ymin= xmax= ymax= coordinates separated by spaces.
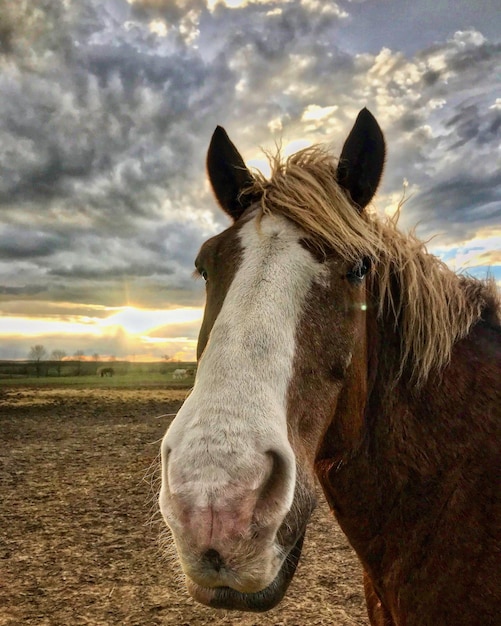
xmin=185 ymin=531 xmax=306 ymax=612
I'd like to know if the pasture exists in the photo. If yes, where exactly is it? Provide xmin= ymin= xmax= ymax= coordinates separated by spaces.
xmin=0 ymin=360 xmax=197 ymax=387
xmin=0 ymin=385 xmax=368 ymax=625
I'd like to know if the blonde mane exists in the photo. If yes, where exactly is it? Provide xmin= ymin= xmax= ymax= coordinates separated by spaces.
xmin=244 ymin=145 xmax=500 ymax=385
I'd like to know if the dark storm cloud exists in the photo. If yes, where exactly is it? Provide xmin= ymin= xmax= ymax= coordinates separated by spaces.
xmin=0 ymin=227 xmax=66 ymax=259
xmin=206 ymin=2 xmax=353 ymax=125
xmin=334 ymin=0 xmax=501 ymax=55
xmin=416 ymin=172 xmax=501 ymax=226
xmin=208 ymin=0 xmax=342 ymax=59
xmin=0 ymin=284 xmax=45 ymax=296
xmin=48 ymin=261 xmax=174 ymax=280
xmin=445 ymin=103 xmax=501 ymax=149
xmin=0 ymin=0 xmax=223 ymax=213
xmin=132 ymin=0 xmax=352 ymax=135
xmin=130 ymin=0 xmax=205 ymax=17
xmin=398 ymin=37 xmax=500 ymax=240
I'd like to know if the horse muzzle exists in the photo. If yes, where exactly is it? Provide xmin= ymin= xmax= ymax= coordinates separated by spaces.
xmin=184 ymin=530 xmax=306 ymax=612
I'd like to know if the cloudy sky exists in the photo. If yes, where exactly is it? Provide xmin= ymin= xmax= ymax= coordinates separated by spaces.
xmin=0 ymin=0 xmax=499 ymax=362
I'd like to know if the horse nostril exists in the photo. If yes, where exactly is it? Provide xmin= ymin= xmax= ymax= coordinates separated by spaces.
xmin=203 ymin=548 xmax=225 ymax=573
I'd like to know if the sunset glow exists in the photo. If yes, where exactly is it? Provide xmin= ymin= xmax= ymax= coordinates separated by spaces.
xmin=100 ymin=307 xmax=203 ymax=335
xmin=0 ymin=305 xmax=203 ymax=361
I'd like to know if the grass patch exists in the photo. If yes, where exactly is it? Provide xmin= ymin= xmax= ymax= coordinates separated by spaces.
xmin=0 ymin=369 xmax=195 ymax=390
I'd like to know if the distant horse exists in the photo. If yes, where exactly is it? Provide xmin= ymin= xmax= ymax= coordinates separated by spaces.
xmin=159 ymin=109 xmax=500 ymax=625
xmin=97 ymin=367 xmax=114 ymax=377
xmin=172 ymin=368 xmax=188 ymax=380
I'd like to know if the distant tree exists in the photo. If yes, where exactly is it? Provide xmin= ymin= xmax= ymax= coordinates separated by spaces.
xmin=29 ymin=345 xmax=47 ymax=378
xmin=51 ymin=350 xmax=66 ymax=376
xmin=108 ymin=355 xmax=116 ymax=362
xmin=74 ymin=350 xmax=85 ymax=376
xmin=160 ymin=354 xmax=172 ymax=375
xmin=30 ymin=345 xmax=47 ymax=361
xmin=92 ymin=353 xmax=100 ymax=362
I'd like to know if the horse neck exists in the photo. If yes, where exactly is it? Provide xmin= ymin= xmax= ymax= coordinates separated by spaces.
xmin=315 ymin=311 xmax=501 ymax=562
xmin=367 ymin=314 xmax=501 ymax=475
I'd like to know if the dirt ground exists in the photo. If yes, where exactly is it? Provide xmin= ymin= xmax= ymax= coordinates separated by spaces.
xmin=0 ymin=387 xmax=368 ymax=626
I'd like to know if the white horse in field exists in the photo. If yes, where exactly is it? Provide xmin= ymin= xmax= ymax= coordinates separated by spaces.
xmin=172 ymin=369 xmax=188 ymax=380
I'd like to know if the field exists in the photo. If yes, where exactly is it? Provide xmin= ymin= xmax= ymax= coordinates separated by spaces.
xmin=0 ymin=383 xmax=368 ymax=626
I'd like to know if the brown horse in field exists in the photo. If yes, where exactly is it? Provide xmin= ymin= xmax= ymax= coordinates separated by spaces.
xmin=159 ymin=109 xmax=500 ymax=625
xmin=98 ymin=366 xmax=114 ymax=377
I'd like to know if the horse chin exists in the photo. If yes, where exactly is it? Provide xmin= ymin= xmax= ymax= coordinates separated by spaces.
xmin=185 ymin=531 xmax=306 ymax=613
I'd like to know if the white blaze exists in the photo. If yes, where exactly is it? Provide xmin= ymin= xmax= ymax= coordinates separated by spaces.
xmin=160 ymin=214 xmax=326 ymax=522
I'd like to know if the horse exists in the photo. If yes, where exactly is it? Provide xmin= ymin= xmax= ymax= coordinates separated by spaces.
xmin=172 ymin=368 xmax=188 ymax=380
xmin=97 ymin=366 xmax=114 ymax=377
xmin=159 ymin=109 xmax=500 ymax=625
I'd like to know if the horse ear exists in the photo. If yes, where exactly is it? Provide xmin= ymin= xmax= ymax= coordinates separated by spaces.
xmin=337 ymin=108 xmax=386 ymax=211
xmin=207 ymin=126 xmax=256 ymax=221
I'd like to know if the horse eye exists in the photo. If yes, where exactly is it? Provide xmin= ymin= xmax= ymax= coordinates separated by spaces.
xmin=347 ymin=258 xmax=371 ymax=283
xmin=201 ymin=269 xmax=208 ymax=282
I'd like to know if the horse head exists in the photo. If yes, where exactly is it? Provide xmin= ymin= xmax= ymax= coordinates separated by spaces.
xmin=159 ymin=109 xmax=385 ymax=611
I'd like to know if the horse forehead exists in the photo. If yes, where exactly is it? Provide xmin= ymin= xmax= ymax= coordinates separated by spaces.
xmin=230 ymin=215 xmax=309 ymax=277
xmin=240 ymin=212 xmax=303 ymax=246
xmin=201 ymin=212 xmax=304 ymax=269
